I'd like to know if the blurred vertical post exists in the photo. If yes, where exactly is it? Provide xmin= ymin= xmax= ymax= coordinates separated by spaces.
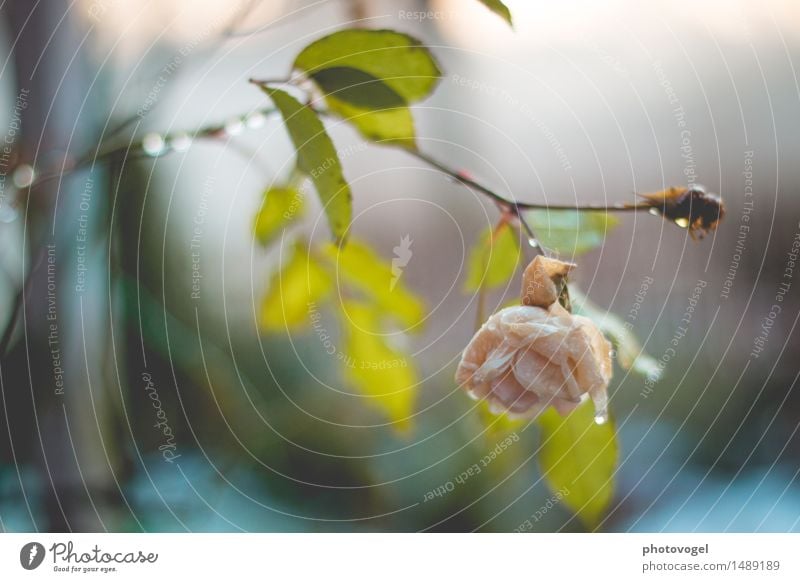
xmin=5 ymin=0 xmax=118 ymax=531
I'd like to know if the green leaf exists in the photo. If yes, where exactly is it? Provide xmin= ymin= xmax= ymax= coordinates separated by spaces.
xmin=570 ymin=287 xmax=662 ymax=380
xmin=341 ymin=301 xmax=417 ymax=431
xmin=327 ymin=98 xmax=416 ymax=147
xmin=311 ymin=67 xmax=416 ymax=147
xmin=323 ymin=238 xmax=425 ymax=329
xmin=538 ymin=400 xmax=618 ymax=529
xmin=476 ymin=0 xmax=513 ymax=26
xmin=310 ymin=67 xmax=407 ymax=109
xmin=264 ymin=87 xmax=352 ymax=242
xmin=528 ymin=210 xmax=619 ymax=257
xmin=254 ymin=186 xmax=304 ymax=245
xmin=464 ymin=222 xmax=521 ymax=292
xmin=294 ymin=29 xmax=442 ymax=104
xmin=260 ymin=242 xmax=333 ymax=330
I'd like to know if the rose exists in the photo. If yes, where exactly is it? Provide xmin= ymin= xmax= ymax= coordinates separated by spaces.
xmin=455 ymin=256 xmax=612 ymax=418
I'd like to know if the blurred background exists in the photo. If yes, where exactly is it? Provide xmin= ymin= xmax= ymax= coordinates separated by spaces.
xmin=1 ymin=0 xmax=799 ymax=532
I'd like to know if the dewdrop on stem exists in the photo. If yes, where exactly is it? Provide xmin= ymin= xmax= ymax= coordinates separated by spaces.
xmin=142 ymin=133 xmax=166 ymax=157
xmin=12 ymin=164 xmax=35 ymax=188
xmin=224 ymin=118 xmax=244 ymax=136
xmin=170 ymin=132 xmax=192 ymax=153
xmin=592 ymin=391 xmax=609 ymax=425
xmin=245 ymin=111 xmax=266 ymax=129
xmin=0 ymin=198 xmax=19 ymax=223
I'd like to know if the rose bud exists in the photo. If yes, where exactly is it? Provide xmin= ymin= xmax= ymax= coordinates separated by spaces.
xmin=640 ymin=185 xmax=725 ymax=239
xmin=455 ymin=256 xmax=612 ymax=419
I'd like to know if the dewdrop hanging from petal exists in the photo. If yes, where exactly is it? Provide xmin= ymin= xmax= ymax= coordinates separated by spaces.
xmin=455 ymin=256 xmax=613 ymax=421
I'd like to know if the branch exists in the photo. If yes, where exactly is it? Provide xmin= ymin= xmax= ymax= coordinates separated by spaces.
xmin=19 ymin=89 xmax=709 ymax=246
xmin=26 ymin=76 xmax=650 ymax=221
xmin=405 ymin=149 xmax=650 ymax=214
xmin=26 ymin=106 xmax=279 ymax=188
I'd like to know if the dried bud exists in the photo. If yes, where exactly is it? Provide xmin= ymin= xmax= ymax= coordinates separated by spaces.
xmin=521 ymin=256 xmax=575 ymax=308
xmin=640 ymin=185 xmax=725 ymax=239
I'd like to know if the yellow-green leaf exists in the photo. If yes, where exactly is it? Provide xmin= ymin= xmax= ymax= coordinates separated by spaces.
xmin=570 ymin=287 xmax=661 ymax=380
xmin=328 ymin=98 xmax=415 ymax=147
xmin=254 ymin=186 xmax=304 ymax=245
xmin=264 ymin=87 xmax=352 ymax=242
xmin=341 ymin=301 xmax=417 ymax=431
xmin=464 ymin=222 xmax=521 ymax=292
xmin=476 ymin=0 xmax=513 ymax=26
xmin=313 ymin=67 xmax=416 ymax=147
xmin=528 ymin=210 xmax=619 ymax=257
xmin=538 ymin=400 xmax=618 ymax=529
xmin=323 ymin=238 xmax=425 ymax=329
xmin=294 ymin=29 xmax=441 ymax=104
xmin=261 ymin=243 xmax=332 ymax=330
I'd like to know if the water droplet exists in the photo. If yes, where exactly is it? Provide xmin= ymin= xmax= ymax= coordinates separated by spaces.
xmin=170 ymin=133 xmax=192 ymax=153
xmin=12 ymin=164 xmax=35 ymax=188
xmin=528 ymin=237 xmax=539 ymax=248
xmin=224 ymin=118 xmax=244 ymax=136
xmin=648 ymin=207 xmax=660 ymax=216
xmin=142 ymin=133 xmax=166 ymax=156
xmin=245 ymin=111 xmax=266 ymax=129
xmin=0 ymin=201 xmax=19 ymax=223
xmin=591 ymin=392 xmax=609 ymax=425
xmin=675 ymin=217 xmax=690 ymax=228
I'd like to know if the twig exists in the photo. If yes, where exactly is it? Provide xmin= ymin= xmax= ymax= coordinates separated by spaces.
xmin=25 ymin=80 xmax=651 ymax=220
xmin=405 ymin=149 xmax=650 ymax=214
xmin=0 ymin=246 xmax=47 ymax=356
xmin=248 ymin=78 xmax=292 ymax=86
xmin=26 ymin=106 xmax=280 ymax=188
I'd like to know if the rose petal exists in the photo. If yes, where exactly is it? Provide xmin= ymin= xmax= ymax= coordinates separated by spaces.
xmin=455 ymin=301 xmax=613 ymax=419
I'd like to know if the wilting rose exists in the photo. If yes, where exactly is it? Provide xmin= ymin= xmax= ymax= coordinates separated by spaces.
xmin=455 ymin=256 xmax=612 ymax=418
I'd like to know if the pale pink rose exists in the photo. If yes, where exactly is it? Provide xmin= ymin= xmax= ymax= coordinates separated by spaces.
xmin=455 ymin=256 xmax=612 ymax=419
